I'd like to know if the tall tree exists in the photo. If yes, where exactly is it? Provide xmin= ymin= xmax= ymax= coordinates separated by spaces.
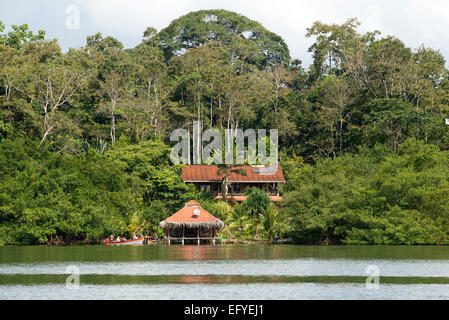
xmin=320 ymin=75 xmax=357 ymax=156
xmin=29 ymin=46 xmax=89 ymax=147
xmin=87 ymin=33 xmax=133 ymax=144
xmin=158 ymin=9 xmax=290 ymax=67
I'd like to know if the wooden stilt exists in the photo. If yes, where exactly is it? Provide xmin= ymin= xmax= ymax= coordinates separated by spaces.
xmin=182 ymin=225 xmax=185 ymax=246
xmin=197 ymin=227 xmax=200 ymax=246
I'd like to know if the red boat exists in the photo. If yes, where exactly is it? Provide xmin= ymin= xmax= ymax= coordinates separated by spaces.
xmin=104 ymin=237 xmax=145 ymax=246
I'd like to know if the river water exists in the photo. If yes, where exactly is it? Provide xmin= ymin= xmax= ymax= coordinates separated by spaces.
xmin=0 ymin=245 xmax=448 ymax=299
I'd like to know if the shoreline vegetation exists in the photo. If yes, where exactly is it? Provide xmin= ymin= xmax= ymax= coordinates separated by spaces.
xmin=2 ymin=10 xmax=449 ymax=246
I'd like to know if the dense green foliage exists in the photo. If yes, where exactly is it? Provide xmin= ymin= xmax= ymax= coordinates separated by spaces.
xmin=1 ymin=11 xmax=449 ymax=245
xmin=0 ymin=138 xmax=196 ymax=245
xmin=157 ymin=10 xmax=291 ymax=66
xmin=283 ymin=139 xmax=449 ymax=244
xmin=0 ymin=138 xmax=137 ymax=245
xmin=202 ymin=188 xmax=288 ymax=241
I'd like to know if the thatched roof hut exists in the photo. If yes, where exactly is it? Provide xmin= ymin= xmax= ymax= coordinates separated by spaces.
xmin=160 ymin=201 xmax=224 ymax=229
xmin=160 ymin=201 xmax=224 ymax=245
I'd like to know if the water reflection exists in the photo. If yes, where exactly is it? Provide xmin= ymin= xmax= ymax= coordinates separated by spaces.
xmin=1 ymin=245 xmax=449 ymax=299
xmin=2 ymin=274 xmax=449 ymax=286
xmin=2 ymin=245 xmax=449 ymax=263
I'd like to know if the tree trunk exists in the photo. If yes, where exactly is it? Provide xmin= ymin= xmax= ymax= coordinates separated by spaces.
xmin=110 ymin=100 xmax=116 ymax=144
xmin=339 ymin=117 xmax=343 ymax=156
xmin=222 ymin=175 xmax=229 ymax=202
xmin=111 ymin=112 xmax=116 ymax=144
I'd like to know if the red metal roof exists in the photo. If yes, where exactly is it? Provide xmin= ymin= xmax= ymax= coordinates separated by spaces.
xmin=163 ymin=201 xmax=221 ymax=223
xmin=181 ymin=165 xmax=286 ymax=183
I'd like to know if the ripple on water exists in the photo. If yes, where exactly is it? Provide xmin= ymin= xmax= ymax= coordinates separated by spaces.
xmin=1 ymin=283 xmax=449 ymax=300
xmin=1 ymin=259 xmax=449 ymax=278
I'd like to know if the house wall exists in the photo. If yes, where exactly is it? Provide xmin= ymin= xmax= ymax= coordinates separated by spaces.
xmin=191 ymin=182 xmax=280 ymax=197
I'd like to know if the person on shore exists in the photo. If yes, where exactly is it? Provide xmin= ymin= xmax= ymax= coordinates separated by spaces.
xmin=116 ymin=236 xmax=121 ymax=242
xmin=110 ymin=235 xmax=115 ymax=241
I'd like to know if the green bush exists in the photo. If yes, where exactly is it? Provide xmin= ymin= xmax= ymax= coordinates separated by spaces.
xmin=282 ymin=139 xmax=449 ymax=245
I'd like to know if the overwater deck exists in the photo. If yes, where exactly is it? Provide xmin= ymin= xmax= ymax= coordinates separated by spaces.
xmin=164 ymin=236 xmax=219 ymax=245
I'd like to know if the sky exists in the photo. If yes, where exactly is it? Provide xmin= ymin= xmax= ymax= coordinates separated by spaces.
xmin=1 ymin=0 xmax=449 ymax=66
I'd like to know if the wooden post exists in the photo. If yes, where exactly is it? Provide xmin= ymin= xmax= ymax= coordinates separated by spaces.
xmin=197 ymin=227 xmax=200 ymax=246
xmin=168 ymin=227 xmax=171 ymax=246
xmin=182 ymin=225 xmax=185 ymax=246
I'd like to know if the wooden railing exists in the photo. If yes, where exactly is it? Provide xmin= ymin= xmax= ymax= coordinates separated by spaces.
xmin=215 ymin=191 xmax=279 ymax=196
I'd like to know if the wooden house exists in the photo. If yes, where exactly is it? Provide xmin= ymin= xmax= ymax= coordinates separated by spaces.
xmin=181 ymin=165 xmax=286 ymax=202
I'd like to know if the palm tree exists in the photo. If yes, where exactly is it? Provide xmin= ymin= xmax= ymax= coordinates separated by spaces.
xmin=262 ymin=203 xmax=283 ymax=241
xmin=227 ymin=203 xmax=252 ymax=239
xmin=81 ymin=138 xmax=109 ymax=155
xmin=92 ymin=137 xmax=109 ymax=154
xmin=227 ymin=203 xmax=245 ymax=232
xmin=243 ymin=187 xmax=271 ymax=238
xmin=216 ymin=164 xmax=246 ymax=202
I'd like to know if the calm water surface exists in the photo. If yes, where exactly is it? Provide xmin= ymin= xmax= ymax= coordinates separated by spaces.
xmin=0 ymin=245 xmax=448 ymax=300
